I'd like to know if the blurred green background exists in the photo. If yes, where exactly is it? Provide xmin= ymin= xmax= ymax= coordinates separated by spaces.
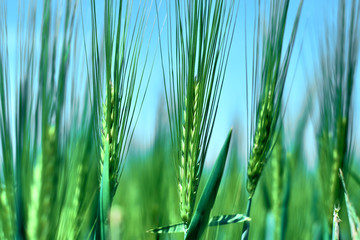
xmin=2 ymin=0 xmax=360 ymax=239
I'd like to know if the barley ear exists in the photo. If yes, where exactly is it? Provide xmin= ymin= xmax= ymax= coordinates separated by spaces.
xmin=157 ymin=0 xmax=237 ymax=228
xmin=243 ymin=0 xmax=303 ymax=239
xmin=179 ymin=80 xmax=200 ymax=223
xmin=245 ymin=0 xmax=304 ymax=198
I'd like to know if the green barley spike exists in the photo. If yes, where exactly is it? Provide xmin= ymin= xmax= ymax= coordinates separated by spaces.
xmin=245 ymin=0 xmax=303 ymax=198
xmin=247 ymin=90 xmax=275 ymax=197
xmin=243 ymin=1 xmax=304 ymax=239
xmin=179 ymin=96 xmax=188 ymax=222
xmin=179 ymin=79 xmax=199 ymax=224
xmin=189 ymin=80 xmax=199 ymax=212
xmin=157 ymin=0 xmax=237 ymax=235
xmin=108 ymin=85 xmax=117 ymax=197
xmin=101 ymin=84 xmax=117 ymax=195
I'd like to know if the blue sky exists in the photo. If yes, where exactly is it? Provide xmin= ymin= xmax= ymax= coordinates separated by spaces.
xmin=4 ymin=0 xmax=360 ymax=168
xmin=132 ymin=0 xmax=360 ymax=167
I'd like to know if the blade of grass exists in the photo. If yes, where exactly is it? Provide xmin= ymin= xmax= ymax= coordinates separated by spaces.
xmin=339 ymin=169 xmax=360 ymax=239
xmin=208 ymin=214 xmax=250 ymax=227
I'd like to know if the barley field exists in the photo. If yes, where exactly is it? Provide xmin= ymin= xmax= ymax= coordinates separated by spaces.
xmin=0 ymin=0 xmax=360 ymax=239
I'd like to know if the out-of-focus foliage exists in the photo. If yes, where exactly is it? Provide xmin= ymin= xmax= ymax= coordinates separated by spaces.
xmin=114 ymin=99 xmax=360 ymax=239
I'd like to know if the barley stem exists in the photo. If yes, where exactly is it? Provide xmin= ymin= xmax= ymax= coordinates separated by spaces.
xmin=241 ymin=198 xmax=252 ymax=240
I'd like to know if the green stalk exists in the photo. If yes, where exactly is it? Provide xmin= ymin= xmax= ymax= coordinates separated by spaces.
xmin=241 ymin=198 xmax=252 ymax=240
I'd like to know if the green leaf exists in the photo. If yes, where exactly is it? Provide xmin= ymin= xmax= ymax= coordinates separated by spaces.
xmin=147 ymin=223 xmax=187 ymax=234
xmin=148 ymin=213 xmax=250 ymax=235
xmin=185 ymin=129 xmax=232 ymax=240
xmin=208 ymin=214 xmax=250 ymax=226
